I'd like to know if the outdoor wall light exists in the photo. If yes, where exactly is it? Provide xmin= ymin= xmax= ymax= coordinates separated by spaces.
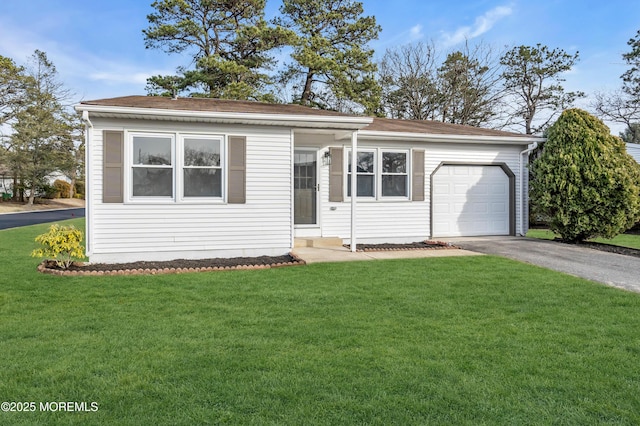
xmin=322 ymin=150 xmax=332 ymax=166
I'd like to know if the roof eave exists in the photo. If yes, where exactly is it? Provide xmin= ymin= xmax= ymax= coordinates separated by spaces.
xmin=358 ymin=130 xmax=546 ymax=144
xmin=74 ymin=104 xmax=373 ymax=130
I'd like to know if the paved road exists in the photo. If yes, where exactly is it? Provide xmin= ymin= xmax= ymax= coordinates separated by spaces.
xmin=451 ymin=236 xmax=640 ymax=293
xmin=0 ymin=208 xmax=85 ymax=230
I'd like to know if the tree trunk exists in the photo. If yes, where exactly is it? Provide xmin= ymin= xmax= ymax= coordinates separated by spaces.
xmin=69 ymin=176 xmax=76 ymax=198
xmin=28 ymin=187 xmax=35 ymax=205
xmin=12 ymin=175 xmax=18 ymax=201
xmin=301 ymin=70 xmax=314 ymax=105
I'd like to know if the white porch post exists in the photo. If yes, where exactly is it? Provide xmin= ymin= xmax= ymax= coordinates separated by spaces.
xmin=350 ymin=131 xmax=358 ymax=252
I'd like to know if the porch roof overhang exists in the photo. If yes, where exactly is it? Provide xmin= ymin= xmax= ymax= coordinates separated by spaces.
xmin=74 ymin=104 xmax=373 ymax=131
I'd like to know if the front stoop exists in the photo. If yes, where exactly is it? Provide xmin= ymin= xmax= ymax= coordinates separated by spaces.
xmin=294 ymin=237 xmax=344 ymax=248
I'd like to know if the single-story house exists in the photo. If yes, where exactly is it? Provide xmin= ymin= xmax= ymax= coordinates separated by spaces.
xmin=75 ymin=96 xmax=544 ymax=263
xmin=627 ymin=143 xmax=640 ymax=164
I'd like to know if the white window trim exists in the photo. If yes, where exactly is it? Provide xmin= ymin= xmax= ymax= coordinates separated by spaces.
xmin=128 ymin=131 xmax=176 ymax=203
xmin=125 ymin=131 xmax=227 ymax=204
xmin=345 ymin=148 xmax=411 ymax=201
xmin=380 ymin=150 xmax=410 ymax=200
xmin=177 ymin=134 xmax=225 ymax=203
xmin=346 ymin=148 xmax=376 ymax=199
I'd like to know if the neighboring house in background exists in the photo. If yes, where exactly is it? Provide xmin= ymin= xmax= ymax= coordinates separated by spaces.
xmin=627 ymin=143 xmax=640 ymax=164
xmin=0 ymin=169 xmax=71 ymax=196
xmin=75 ymin=96 xmax=544 ymax=263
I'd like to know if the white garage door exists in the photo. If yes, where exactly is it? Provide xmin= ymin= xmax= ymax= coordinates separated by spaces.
xmin=432 ymin=165 xmax=510 ymax=237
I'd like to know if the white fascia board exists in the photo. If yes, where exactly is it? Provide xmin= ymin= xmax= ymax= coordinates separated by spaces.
xmin=74 ymin=104 xmax=373 ymax=130
xmin=358 ymin=130 xmax=546 ymax=145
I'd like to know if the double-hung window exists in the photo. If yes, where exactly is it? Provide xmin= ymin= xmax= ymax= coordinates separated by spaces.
xmin=346 ymin=149 xmax=410 ymax=199
xmin=347 ymin=150 xmax=375 ymax=197
xmin=131 ymin=134 xmax=174 ymax=197
xmin=129 ymin=132 xmax=225 ymax=201
xmin=381 ymin=151 xmax=408 ymax=197
xmin=182 ymin=136 xmax=223 ymax=198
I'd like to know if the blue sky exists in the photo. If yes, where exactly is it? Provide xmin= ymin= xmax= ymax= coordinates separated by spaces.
xmin=1 ymin=0 xmax=638 ymax=132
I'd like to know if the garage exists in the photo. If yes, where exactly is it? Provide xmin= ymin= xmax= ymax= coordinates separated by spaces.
xmin=432 ymin=164 xmax=512 ymax=237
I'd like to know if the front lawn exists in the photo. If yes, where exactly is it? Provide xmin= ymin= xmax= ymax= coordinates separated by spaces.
xmin=527 ymin=228 xmax=640 ymax=249
xmin=2 ymin=220 xmax=640 ymax=425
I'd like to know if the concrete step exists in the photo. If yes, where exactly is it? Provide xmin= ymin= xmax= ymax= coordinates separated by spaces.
xmin=294 ymin=237 xmax=344 ymax=248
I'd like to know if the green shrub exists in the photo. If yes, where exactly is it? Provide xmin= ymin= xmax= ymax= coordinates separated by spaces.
xmin=74 ymin=179 xmax=85 ymax=198
xmin=531 ymin=109 xmax=640 ymax=242
xmin=53 ymin=179 xmax=72 ymax=198
xmin=31 ymin=224 xmax=86 ymax=269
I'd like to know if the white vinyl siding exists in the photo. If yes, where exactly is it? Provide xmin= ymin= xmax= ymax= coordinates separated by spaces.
xmin=87 ymin=119 xmax=292 ymax=262
xmin=627 ymin=143 xmax=640 ymax=164
xmin=322 ymin=142 xmax=429 ymax=243
xmin=320 ymin=140 xmax=524 ymax=242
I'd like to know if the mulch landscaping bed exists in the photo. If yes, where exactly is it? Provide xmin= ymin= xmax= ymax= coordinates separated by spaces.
xmin=344 ymin=240 xmax=460 ymax=252
xmin=563 ymin=240 xmax=640 ymax=258
xmin=38 ymin=254 xmax=305 ymax=276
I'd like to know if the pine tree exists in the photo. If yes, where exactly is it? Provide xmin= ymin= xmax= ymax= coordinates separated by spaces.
xmin=143 ymin=0 xmax=291 ymax=100
xmin=276 ymin=0 xmax=381 ymax=113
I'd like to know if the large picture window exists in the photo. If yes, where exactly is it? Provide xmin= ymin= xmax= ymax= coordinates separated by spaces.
xmin=183 ymin=137 xmax=222 ymax=198
xmin=132 ymin=135 xmax=173 ymax=197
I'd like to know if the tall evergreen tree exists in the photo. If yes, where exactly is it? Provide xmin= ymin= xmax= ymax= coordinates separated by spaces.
xmin=143 ymin=0 xmax=291 ymax=100
xmin=276 ymin=0 xmax=381 ymax=113
xmin=7 ymin=51 xmax=75 ymax=204
xmin=0 ymin=55 xmax=26 ymax=128
xmin=501 ymin=44 xmax=584 ymax=134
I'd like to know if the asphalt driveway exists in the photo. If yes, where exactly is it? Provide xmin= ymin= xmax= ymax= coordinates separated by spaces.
xmin=451 ymin=236 xmax=640 ymax=293
xmin=0 ymin=208 xmax=85 ymax=230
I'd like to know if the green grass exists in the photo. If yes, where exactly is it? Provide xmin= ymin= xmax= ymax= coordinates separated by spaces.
xmin=2 ymin=220 xmax=640 ymax=425
xmin=527 ymin=228 xmax=640 ymax=249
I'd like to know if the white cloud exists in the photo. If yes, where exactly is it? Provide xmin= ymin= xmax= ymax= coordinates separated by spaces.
xmin=409 ymin=24 xmax=424 ymax=40
xmin=440 ymin=5 xmax=513 ymax=47
xmin=0 ymin=16 xmax=177 ymax=100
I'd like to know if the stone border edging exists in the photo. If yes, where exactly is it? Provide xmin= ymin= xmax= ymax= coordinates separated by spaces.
xmin=37 ymin=253 xmax=306 ymax=276
xmin=344 ymin=241 xmax=461 ymax=252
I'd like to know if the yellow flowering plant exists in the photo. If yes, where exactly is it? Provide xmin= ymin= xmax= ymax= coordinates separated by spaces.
xmin=31 ymin=224 xmax=86 ymax=269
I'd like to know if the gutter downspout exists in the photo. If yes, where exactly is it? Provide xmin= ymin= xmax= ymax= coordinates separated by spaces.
xmin=350 ymin=131 xmax=358 ymax=252
xmin=519 ymin=141 xmax=539 ymax=236
xmin=81 ymin=110 xmax=93 ymax=257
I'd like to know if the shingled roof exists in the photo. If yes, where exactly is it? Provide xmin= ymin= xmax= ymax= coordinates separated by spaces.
xmin=79 ymin=95 xmax=353 ymax=117
xmin=78 ymin=96 xmax=530 ymax=138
